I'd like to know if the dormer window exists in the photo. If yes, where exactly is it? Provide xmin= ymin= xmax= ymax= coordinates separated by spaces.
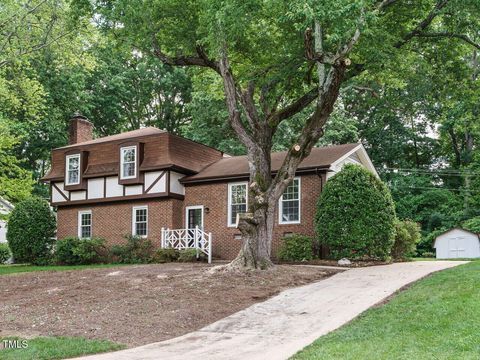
xmin=120 ymin=146 xmax=137 ymax=179
xmin=65 ymin=154 xmax=81 ymax=185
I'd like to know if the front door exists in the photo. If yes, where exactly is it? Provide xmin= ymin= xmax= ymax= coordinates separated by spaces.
xmin=186 ymin=206 xmax=203 ymax=247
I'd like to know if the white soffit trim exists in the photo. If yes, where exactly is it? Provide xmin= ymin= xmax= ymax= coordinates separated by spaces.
xmin=329 ymin=144 xmax=379 ymax=178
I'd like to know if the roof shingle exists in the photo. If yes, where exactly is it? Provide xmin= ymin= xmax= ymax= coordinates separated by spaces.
xmin=181 ymin=143 xmax=360 ymax=183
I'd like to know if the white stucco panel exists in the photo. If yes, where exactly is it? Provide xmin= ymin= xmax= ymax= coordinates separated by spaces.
xmin=70 ymin=191 xmax=86 ymax=201
xmin=170 ymin=171 xmax=185 ymax=195
xmin=105 ymin=177 xmax=123 ymax=197
xmin=145 ymin=171 xmax=166 ymax=194
xmin=52 ymin=182 xmax=68 ymax=202
xmin=125 ymin=185 xmax=143 ymax=196
xmin=88 ymin=178 xmax=105 ymax=199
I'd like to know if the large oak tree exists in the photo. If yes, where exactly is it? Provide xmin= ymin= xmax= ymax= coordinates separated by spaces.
xmin=98 ymin=0 xmax=479 ymax=268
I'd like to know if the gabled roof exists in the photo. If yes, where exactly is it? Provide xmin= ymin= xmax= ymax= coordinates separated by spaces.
xmin=433 ymin=227 xmax=480 ymax=247
xmin=181 ymin=143 xmax=361 ymax=183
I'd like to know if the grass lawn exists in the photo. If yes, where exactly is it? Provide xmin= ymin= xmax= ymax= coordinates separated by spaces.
xmin=292 ymin=261 xmax=480 ymax=360
xmin=0 ymin=263 xmax=130 ymax=276
xmin=0 ymin=336 xmax=125 ymax=360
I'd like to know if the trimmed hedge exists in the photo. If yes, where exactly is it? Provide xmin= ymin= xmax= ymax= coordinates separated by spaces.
xmin=278 ymin=234 xmax=314 ymax=261
xmin=315 ymin=164 xmax=396 ymax=260
xmin=7 ymin=197 xmax=56 ymax=264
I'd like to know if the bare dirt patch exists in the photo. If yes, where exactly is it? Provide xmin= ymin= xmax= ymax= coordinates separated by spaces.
xmin=0 ymin=263 xmax=337 ymax=347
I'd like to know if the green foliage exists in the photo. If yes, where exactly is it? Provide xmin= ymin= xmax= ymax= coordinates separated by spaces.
xmin=0 ymin=120 xmax=34 ymax=202
xmin=152 ymin=248 xmax=179 ymax=263
xmin=315 ymin=164 xmax=396 ymax=260
xmin=177 ymin=249 xmax=199 ymax=262
xmin=55 ymin=237 xmax=107 ymax=265
xmin=391 ymin=174 xmax=464 ymax=232
xmin=392 ymin=220 xmax=421 ymax=260
xmin=462 ymin=217 xmax=480 ymax=233
xmin=110 ymin=235 xmax=154 ymax=264
xmin=7 ymin=197 xmax=56 ymax=265
xmin=0 ymin=243 xmax=11 ymax=263
xmin=277 ymin=234 xmax=315 ymax=262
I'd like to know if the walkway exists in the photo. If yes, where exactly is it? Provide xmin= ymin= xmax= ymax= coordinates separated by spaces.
xmin=76 ymin=261 xmax=467 ymax=360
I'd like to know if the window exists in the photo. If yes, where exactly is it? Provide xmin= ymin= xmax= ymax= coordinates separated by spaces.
xmin=120 ymin=146 xmax=137 ymax=179
xmin=78 ymin=210 xmax=92 ymax=238
xmin=228 ymin=182 xmax=248 ymax=227
xmin=66 ymin=154 xmax=81 ymax=185
xmin=279 ymin=178 xmax=301 ymax=224
xmin=132 ymin=206 xmax=148 ymax=237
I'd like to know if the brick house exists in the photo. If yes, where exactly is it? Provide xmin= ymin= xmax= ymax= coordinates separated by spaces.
xmin=42 ymin=115 xmax=377 ymax=260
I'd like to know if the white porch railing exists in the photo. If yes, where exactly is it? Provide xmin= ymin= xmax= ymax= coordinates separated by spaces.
xmin=161 ymin=226 xmax=212 ymax=263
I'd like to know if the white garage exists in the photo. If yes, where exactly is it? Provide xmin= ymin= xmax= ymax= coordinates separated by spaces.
xmin=433 ymin=228 xmax=480 ymax=259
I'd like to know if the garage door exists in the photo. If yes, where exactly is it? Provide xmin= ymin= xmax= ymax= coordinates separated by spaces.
xmin=448 ymin=237 xmax=466 ymax=258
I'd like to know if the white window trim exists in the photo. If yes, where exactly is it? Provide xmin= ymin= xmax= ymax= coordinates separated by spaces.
xmin=185 ymin=205 xmax=204 ymax=229
xmin=65 ymin=154 xmax=81 ymax=186
xmin=132 ymin=205 xmax=148 ymax=238
xmin=78 ymin=210 xmax=92 ymax=239
xmin=278 ymin=177 xmax=301 ymax=225
xmin=120 ymin=146 xmax=137 ymax=180
xmin=227 ymin=182 xmax=248 ymax=227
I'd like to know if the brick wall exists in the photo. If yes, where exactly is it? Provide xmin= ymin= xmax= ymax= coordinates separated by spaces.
xmin=57 ymin=199 xmax=179 ymax=247
xmin=56 ymin=173 xmax=325 ymax=260
xmin=183 ymin=173 xmax=325 ymax=260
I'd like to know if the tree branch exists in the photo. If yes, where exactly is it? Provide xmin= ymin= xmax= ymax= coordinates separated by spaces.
xmin=416 ymin=32 xmax=480 ymax=50
xmin=270 ymin=63 xmax=347 ymax=199
xmin=267 ymin=87 xmax=318 ymax=126
xmin=394 ymin=0 xmax=449 ymax=48
xmin=218 ymin=46 xmax=256 ymax=150
xmin=151 ymin=35 xmax=220 ymax=73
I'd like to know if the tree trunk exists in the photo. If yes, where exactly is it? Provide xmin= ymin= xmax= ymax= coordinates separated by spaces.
xmin=229 ymin=203 xmax=275 ymax=269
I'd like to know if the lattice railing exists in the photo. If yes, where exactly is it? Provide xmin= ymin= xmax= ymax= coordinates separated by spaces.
xmin=161 ymin=226 xmax=212 ymax=263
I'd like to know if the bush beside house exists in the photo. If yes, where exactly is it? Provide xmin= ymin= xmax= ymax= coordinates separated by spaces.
xmin=315 ymin=164 xmax=396 ymax=261
xmin=392 ymin=220 xmax=421 ymax=260
xmin=55 ymin=237 xmax=107 ymax=265
xmin=278 ymin=234 xmax=315 ymax=262
xmin=110 ymin=235 xmax=154 ymax=264
xmin=7 ymin=197 xmax=56 ymax=265
xmin=0 ymin=243 xmax=11 ymax=263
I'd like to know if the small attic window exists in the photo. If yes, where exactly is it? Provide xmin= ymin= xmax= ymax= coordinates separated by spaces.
xmin=65 ymin=154 xmax=81 ymax=185
xmin=120 ymin=146 xmax=137 ymax=180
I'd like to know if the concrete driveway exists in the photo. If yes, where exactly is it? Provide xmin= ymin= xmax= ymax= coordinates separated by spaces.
xmin=76 ymin=261 xmax=467 ymax=360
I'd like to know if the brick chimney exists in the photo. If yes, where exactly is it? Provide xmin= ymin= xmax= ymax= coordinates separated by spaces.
xmin=69 ymin=113 xmax=93 ymax=145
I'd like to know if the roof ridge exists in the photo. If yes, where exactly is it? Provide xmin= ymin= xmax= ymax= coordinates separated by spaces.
xmin=56 ymin=127 xmax=166 ymax=149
